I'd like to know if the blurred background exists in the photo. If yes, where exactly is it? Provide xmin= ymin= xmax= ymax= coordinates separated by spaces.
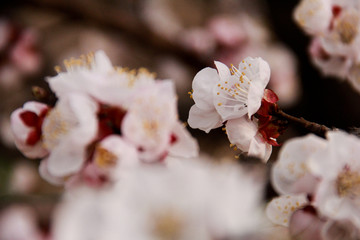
xmin=1 ymin=0 xmax=360 ymax=237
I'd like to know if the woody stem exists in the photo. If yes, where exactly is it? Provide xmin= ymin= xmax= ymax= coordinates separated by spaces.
xmin=272 ymin=108 xmax=331 ymax=138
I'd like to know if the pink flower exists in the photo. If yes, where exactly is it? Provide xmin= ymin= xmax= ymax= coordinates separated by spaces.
xmin=10 ymin=101 xmax=49 ymax=158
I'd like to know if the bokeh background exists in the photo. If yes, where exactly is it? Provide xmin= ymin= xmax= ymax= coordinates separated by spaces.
xmin=1 ymin=0 xmax=360 ymax=236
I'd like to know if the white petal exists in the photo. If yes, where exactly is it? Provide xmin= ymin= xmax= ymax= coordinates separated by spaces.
xmin=192 ymin=67 xmax=219 ymax=110
xmin=271 ymin=134 xmax=326 ymax=195
xmin=188 ymin=105 xmax=222 ymax=133
xmin=225 ymin=117 xmax=257 ymax=151
xmin=241 ymin=57 xmax=271 ymax=117
xmin=92 ymin=50 xmax=113 ymax=73
xmin=266 ymin=194 xmax=308 ymax=227
xmin=169 ymin=121 xmax=199 ymax=158
xmin=47 ymin=94 xmax=98 ymax=177
xmin=39 ymin=159 xmax=64 ymax=186
xmin=293 ymin=0 xmax=332 ymax=35
xmin=214 ymin=61 xmax=231 ymax=81
xmin=248 ymin=134 xmax=272 ymax=162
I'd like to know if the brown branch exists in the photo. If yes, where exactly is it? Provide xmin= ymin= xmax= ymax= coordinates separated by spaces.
xmin=25 ymin=0 xmax=210 ymax=70
xmin=273 ymin=108 xmax=331 ymax=138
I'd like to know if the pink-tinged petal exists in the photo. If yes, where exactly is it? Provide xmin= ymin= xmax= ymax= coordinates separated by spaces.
xmin=248 ymin=134 xmax=272 ymax=162
xmin=272 ymin=134 xmax=326 ymax=195
xmin=214 ymin=61 xmax=231 ymax=81
xmin=188 ymin=105 xmax=222 ymax=133
xmin=192 ymin=67 xmax=219 ymax=110
xmin=322 ymin=220 xmax=360 ymax=240
xmin=226 ymin=117 xmax=257 ymax=152
xmin=266 ymin=194 xmax=308 ymax=227
xmin=293 ymin=0 xmax=332 ymax=35
xmin=10 ymin=101 xmax=49 ymax=159
xmin=168 ymin=121 xmax=199 ymax=158
xmin=289 ymin=206 xmax=325 ymax=240
xmin=39 ymin=159 xmax=64 ymax=186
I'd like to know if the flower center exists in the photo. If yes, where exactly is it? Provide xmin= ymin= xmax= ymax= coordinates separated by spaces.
xmin=336 ymin=169 xmax=360 ymax=199
xmin=215 ymin=64 xmax=251 ymax=109
xmin=152 ymin=210 xmax=183 ymax=240
xmin=42 ymin=108 xmax=78 ymax=150
xmin=94 ymin=146 xmax=117 ymax=168
xmin=335 ymin=12 xmax=359 ymax=44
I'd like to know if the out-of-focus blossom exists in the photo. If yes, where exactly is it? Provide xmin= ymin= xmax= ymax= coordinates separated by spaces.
xmin=289 ymin=206 xmax=326 ymax=240
xmin=294 ymin=0 xmax=360 ymax=93
xmin=266 ymin=194 xmax=308 ymax=227
xmin=268 ymin=130 xmax=360 ymax=239
xmin=308 ymin=131 xmax=360 ymax=229
xmin=11 ymin=50 xmax=198 ymax=186
xmin=53 ymin=159 xmax=264 ymax=240
xmin=0 ymin=20 xmax=42 ymax=90
xmin=271 ymin=134 xmax=326 ymax=195
xmin=9 ymin=161 xmax=39 ymax=194
xmin=10 ymin=101 xmax=49 ymax=159
xmin=0 ymin=205 xmax=45 ymax=240
xmin=322 ymin=219 xmax=360 ymax=240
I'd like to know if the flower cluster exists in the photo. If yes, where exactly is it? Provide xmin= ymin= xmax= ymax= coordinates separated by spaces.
xmin=267 ymin=131 xmax=360 ymax=239
xmin=294 ymin=0 xmax=360 ymax=92
xmin=53 ymin=159 xmax=264 ymax=240
xmin=10 ymin=51 xmax=198 ymax=186
xmin=188 ymin=57 xmax=283 ymax=161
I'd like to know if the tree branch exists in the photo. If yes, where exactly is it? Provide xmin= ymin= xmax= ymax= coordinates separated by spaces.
xmin=273 ymin=108 xmax=331 ymax=138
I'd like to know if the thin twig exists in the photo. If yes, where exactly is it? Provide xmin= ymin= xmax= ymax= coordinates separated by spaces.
xmin=273 ymin=108 xmax=331 ymax=138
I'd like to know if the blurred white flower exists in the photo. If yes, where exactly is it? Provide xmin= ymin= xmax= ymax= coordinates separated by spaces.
xmin=53 ymin=160 xmax=264 ymax=240
xmin=271 ymin=134 xmax=326 ymax=195
xmin=0 ymin=205 xmax=44 ymax=240
xmin=308 ymin=130 xmax=360 ymax=228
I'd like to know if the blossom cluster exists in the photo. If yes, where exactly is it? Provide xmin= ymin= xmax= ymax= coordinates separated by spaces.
xmin=188 ymin=57 xmax=283 ymax=161
xmin=267 ymin=130 xmax=360 ymax=239
xmin=53 ymin=159 xmax=265 ymax=240
xmin=10 ymin=51 xmax=198 ymax=186
xmin=294 ymin=0 xmax=360 ymax=92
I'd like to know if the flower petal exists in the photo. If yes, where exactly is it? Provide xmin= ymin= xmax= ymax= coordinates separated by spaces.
xmin=188 ymin=105 xmax=222 ymax=133
xmin=192 ymin=67 xmax=219 ymax=110
xmin=168 ymin=121 xmax=199 ymax=158
xmin=266 ymin=194 xmax=308 ymax=227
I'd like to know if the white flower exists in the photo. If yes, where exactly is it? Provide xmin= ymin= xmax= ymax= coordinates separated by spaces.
xmin=53 ymin=160 xmax=264 ymax=240
xmin=188 ymin=57 xmax=270 ymax=132
xmin=41 ymin=93 xmax=98 ymax=178
xmin=226 ymin=117 xmax=272 ymax=161
xmin=10 ymin=101 xmax=49 ymax=158
xmin=308 ymin=130 xmax=360 ymax=228
xmin=48 ymin=50 xmax=155 ymax=108
xmin=271 ymin=134 xmax=326 ymax=195
xmin=122 ymin=81 xmax=198 ymax=162
xmin=213 ymin=58 xmax=270 ymax=120
xmin=294 ymin=0 xmax=332 ymax=35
